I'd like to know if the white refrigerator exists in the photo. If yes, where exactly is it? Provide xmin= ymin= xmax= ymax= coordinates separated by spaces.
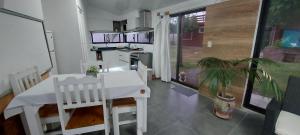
xmin=46 ymin=31 xmax=58 ymax=75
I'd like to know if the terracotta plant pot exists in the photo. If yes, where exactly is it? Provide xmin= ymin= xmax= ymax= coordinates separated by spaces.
xmin=213 ymin=93 xmax=236 ymax=120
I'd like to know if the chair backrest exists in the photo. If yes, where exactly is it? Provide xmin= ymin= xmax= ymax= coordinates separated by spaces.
xmin=138 ymin=61 xmax=148 ymax=84
xmin=80 ymin=60 xmax=109 ymax=74
xmin=54 ymin=75 xmax=108 ymax=131
xmin=282 ymin=76 xmax=300 ymax=115
xmin=9 ymin=66 xmax=42 ymax=96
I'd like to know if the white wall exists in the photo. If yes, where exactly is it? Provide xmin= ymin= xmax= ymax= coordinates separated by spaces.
xmin=76 ymin=0 xmax=90 ymax=62
xmin=1 ymin=0 xmax=44 ymax=19
xmin=0 ymin=0 xmax=4 ymax=9
xmin=86 ymin=5 xmax=119 ymax=31
xmin=86 ymin=7 xmax=140 ymax=32
xmin=76 ymin=0 xmax=89 ymax=42
xmin=117 ymin=10 xmax=140 ymax=30
xmin=86 ymin=9 xmax=141 ymax=31
xmin=42 ymin=0 xmax=83 ymax=74
xmin=0 ymin=0 xmax=45 ymax=95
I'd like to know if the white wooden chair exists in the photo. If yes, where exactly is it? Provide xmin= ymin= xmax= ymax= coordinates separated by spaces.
xmin=137 ymin=61 xmax=148 ymax=85
xmin=80 ymin=60 xmax=109 ymax=74
xmin=112 ymin=61 xmax=148 ymax=135
xmin=9 ymin=66 xmax=42 ymax=95
xmin=9 ymin=66 xmax=62 ymax=135
xmin=54 ymin=75 xmax=110 ymax=135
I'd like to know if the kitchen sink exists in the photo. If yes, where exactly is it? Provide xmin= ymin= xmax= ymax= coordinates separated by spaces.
xmin=94 ymin=47 xmax=117 ymax=51
xmin=118 ymin=48 xmax=143 ymax=52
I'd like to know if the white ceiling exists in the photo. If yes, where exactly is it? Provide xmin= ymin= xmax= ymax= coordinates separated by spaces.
xmin=87 ymin=0 xmax=190 ymax=15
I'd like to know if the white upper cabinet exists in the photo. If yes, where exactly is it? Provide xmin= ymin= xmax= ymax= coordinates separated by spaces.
xmin=0 ymin=0 xmax=44 ymax=19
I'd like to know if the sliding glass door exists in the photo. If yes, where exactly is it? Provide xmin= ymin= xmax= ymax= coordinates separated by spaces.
xmin=170 ymin=9 xmax=206 ymax=88
xmin=244 ymin=0 xmax=300 ymax=113
xmin=170 ymin=16 xmax=179 ymax=79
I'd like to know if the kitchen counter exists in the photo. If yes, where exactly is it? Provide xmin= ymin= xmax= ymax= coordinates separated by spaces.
xmin=90 ymin=47 xmax=143 ymax=52
xmin=89 ymin=46 xmax=152 ymax=71
xmin=90 ymin=47 xmax=117 ymax=51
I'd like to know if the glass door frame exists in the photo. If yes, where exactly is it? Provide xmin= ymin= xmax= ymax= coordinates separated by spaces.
xmin=243 ymin=0 xmax=270 ymax=114
xmin=170 ymin=8 xmax=206 ymax=89
xmin=170 ymin=14 xmax=181 ymax=85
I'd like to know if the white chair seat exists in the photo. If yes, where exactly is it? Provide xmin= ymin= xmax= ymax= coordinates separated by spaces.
xmin=276 ymin=111 xmax=300 ymax=135
xmin=65 ymin=106 xmax=105 ymax=130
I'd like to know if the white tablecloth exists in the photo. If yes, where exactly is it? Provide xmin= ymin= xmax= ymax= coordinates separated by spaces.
xmin=4 ymin=70 xmax=150 ymax=119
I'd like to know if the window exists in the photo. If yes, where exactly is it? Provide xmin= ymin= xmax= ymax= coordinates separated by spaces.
xmin=138 ymin=32 xmax=149 ymax=43
xmin=125 ymin=31 xmax=154 ymax=44
xmin=91 ymin=33 xmax=105 ymax=43
xmin=170 ymin=9 xmax=206 ymax=88
xmin=91 ymin=31 xmax=153 ymax=44
xmin=125 ymin=32 xmax=137 ymax=43
xmin=91 ymin=32 xmax=124 ymax=44
xmin=198 ymin=26 xmax=205 ymax=33
xmin=244 ymin=0 xmax=300 ymax=113
xmin=138 ymin=31 xmax=154 ymax=44
xmin=106 ymin=33 xmax=123 ymax=43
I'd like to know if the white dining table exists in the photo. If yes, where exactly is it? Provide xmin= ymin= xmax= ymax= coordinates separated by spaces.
xmin=4 ymin=70 xmax=150 ymax=135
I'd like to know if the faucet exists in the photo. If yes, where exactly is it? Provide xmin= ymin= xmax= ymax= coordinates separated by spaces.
xmin=105 ymin=34 xmax=110 ymax=47
xmin=127 ymin=43 xmax=131 ymax=49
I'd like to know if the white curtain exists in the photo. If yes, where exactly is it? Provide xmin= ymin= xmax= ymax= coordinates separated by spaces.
xmin=153 ymin=17 xmax=162 ymax=78
xmin=153 ymin=15 xmax=172 ymax=82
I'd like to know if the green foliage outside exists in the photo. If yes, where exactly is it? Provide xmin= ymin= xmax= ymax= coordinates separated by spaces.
xmin=170 ymin=15 xmax=200 ymax=33
xmin=267 ymin=0 xmax=300 ymax=26
xmin=260 ymin=0 xmax=300 ymax=49
xmin=253 ymin=62 xmax=300 ymax=96
xmin=183 ymin=16 xmax=200 ymax=33
xmin=255 ymin=0 xmax=300 ymax=96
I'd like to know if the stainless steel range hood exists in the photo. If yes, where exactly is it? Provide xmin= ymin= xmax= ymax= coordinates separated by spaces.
xmin=125 ymin=10 xmax=153 ymax=32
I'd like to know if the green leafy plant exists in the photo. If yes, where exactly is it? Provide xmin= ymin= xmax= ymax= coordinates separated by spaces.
xmin=183 ymin=15 xmax=200 ymax=33
xmin=86 ymin=66 xmax=99 ymax=74
xmin=273 ymin=40 xmax=283 ymax=48
xmin=198 ymin=57 xmax=283 ymax=101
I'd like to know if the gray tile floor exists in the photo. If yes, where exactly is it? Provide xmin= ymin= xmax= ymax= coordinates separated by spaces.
xmin=87 ymin=80 xmax=265 ymax=135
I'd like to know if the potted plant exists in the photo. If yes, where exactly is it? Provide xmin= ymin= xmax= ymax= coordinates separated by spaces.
xmin=86 ymin=66 xmax=99 ymax=77
xmin=198 ymin=57 xmax=283 ymax=119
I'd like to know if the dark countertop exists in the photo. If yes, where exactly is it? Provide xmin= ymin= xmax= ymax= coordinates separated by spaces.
xmin=90 ymin=47 xmax=143 ymax=52
xmin=90 ymin=47 xmax=118 ymax=51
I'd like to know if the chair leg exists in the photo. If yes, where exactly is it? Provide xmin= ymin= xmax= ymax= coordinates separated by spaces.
xmin=109 ymin=100 xmax=113 ymax=115
xmin=105 ymin=126 xmax=110 ymax=135
xmin=112 ymin=108 xmax=120 ymax=135
xmin=106 ymin=109 xmax=111 ymax=135
xmin=20 ymin=113 xmax=31 ymax=135
xmin=143 ymin=99 xmax=147 ymax=132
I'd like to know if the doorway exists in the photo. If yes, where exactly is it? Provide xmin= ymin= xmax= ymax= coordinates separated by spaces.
xmin=170 ymin=9 xmax=206 ymax=88
xmin=244 ymin=0 xmax=300 ymax=113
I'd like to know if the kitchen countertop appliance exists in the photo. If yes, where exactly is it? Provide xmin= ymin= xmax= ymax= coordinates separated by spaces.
xmin=130 ymin=52 xmax=152 ymax=70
